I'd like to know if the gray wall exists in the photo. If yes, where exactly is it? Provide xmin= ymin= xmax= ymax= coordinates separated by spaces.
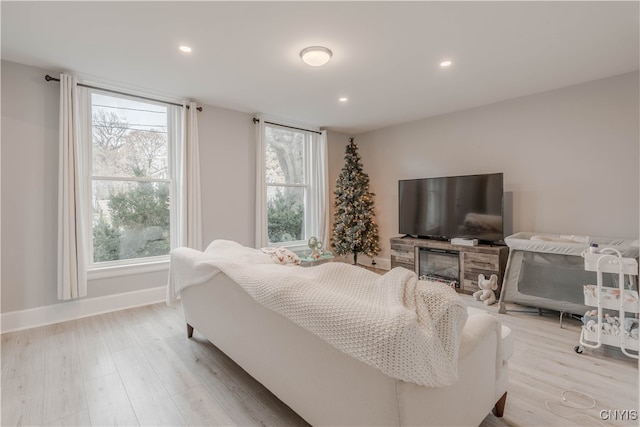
xmin=2 ymin=60 xmax=60 ymax=311
xmin=1 ymin=60 xmax=255 ymax=313
xmin=344 ymin=72 xmax=639 ymax=263
xmin=3 ymin=59 xmax=638 ymax=312
xmin=198 ymin=105 xmax=255 ymax=247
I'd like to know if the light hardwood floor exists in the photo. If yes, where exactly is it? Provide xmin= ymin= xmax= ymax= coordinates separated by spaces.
xmin=2 ymin=294 xmax=638 ymax=426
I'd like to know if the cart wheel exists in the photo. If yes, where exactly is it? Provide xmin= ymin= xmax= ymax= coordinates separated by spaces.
xmin=574 ymin=345 xmax=583 ymax=354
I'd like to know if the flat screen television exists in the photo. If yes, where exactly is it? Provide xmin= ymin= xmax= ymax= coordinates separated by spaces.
xmin=398 ymin=173 xmax=504 ymax=244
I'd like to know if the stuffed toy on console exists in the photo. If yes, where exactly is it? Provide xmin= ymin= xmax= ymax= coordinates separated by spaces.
xmin=473 ymin=274 xmax=499 ymax=305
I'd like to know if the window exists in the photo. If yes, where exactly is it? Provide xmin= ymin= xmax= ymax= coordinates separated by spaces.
xmin=265 ymin=125 xmax=307 ymax=244
xmin=260 ymin=121 xmax=327 ymax=248
xmin=85 ymin=90 xmax=179 ymax=267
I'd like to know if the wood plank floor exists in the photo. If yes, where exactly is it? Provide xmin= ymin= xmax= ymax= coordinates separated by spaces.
xmin=1 ymin=294 xmax=638 ymax=426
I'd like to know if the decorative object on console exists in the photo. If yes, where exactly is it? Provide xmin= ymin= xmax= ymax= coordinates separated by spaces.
xmin=332 ymin=138 xmax=380 ymax=265
xmin=307 ymin=236 xmax=325 ymax=259
xmin=300 ymin=236 xmax=334 ymax=265
xmin=473 ymin=274 xmax=499 ymax=305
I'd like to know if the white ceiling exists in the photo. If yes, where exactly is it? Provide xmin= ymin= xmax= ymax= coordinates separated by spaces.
xmin=2 ymin=1 xmax=638 ymax=134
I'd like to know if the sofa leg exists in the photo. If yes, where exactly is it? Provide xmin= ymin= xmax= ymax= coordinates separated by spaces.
xmin=493 ymin=392 xmax=507 ymax=417
xmin=187 ymin=323 xmax=194 ymax=338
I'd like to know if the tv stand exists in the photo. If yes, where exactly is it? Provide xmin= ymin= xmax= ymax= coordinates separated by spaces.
xmin=390 ymin=237 xmax=508 ymax=295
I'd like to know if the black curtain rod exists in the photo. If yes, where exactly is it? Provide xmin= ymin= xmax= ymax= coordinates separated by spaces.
xmin=45 ymin=75 xmax=202 ymax=111
xmin=252 ymin=117 xmax=321 ymax=135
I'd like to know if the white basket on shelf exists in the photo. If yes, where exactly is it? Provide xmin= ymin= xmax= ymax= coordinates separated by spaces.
xmin=582 ymin=327 xmax=639 ymax=351
xmin=583 ymin=285 xmax=639 ymax=313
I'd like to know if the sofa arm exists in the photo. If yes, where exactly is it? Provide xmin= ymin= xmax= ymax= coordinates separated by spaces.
xmin=396 ymin=311 xmax=505 ymax=426
xmin=458 ymin=312 xmax=503 ymax=373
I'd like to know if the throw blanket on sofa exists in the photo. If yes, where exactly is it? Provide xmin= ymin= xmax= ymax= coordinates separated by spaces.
xmin=167 ymin=240 xmax=468 ymax=387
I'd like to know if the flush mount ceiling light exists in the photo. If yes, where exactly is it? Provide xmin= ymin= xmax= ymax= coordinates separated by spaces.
xmin=440 ymin=60 xmax=452 ymax=67
xmin=179 ymin=45 xmax=192 ymax=53
xmin=300 ymin=46 xmax=333 ymax=67
xmin=339 ymin=97 xmax=348 ymax=102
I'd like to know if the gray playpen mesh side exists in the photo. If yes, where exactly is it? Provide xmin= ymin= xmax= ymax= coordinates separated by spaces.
xmin=499 ymin=233 xmax=638 ymax=316
xmin=501 ymin=250 xmax=619 ymax=315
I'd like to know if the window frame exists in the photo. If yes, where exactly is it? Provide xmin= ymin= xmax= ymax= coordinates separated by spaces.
xmin=81 ymin=87 xmax=179 ymax=274
xmin=263 ymin=122 xmax=317 ymax=250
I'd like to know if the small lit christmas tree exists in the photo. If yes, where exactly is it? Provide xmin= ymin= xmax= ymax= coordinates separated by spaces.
xmin=332 ymin=138 xmax=380 ymax=265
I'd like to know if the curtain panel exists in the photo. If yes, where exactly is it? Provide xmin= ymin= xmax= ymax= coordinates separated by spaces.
xmin=57 ymin=73 xmax=87 ymax=300
xmin=313 ymin=130 xmax=329 ymax=247
xmin=254 ymin=117 xmax=269 ymax=248
xmin=174 ymin=101 xmax=203 ymax=250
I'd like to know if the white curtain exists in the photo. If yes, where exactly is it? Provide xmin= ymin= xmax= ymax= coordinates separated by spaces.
xmin=57 ymin=73 xmax=87 ymax=300
xmin=174 ymin=101 xmax=202 ymax=250
xmin=254 ymin=117 xmax=268 ymax=248
xmin=311 ymin=130 xmax=330 ymax=248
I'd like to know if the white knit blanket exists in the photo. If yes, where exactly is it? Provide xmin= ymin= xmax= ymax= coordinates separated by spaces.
xmin=167 ymin=240 xmax=468 ymax=387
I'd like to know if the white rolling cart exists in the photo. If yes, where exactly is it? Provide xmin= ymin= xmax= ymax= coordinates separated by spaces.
xmin=575 ymin=249 xmax=639 ymax=358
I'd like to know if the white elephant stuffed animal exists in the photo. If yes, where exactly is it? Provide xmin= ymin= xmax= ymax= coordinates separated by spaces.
xmin=473 ymin=273 xmax=499 ymax=305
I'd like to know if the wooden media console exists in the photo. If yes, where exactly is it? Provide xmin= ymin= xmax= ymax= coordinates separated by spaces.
xmin=390 ymin=236 xmax=509 ymax=295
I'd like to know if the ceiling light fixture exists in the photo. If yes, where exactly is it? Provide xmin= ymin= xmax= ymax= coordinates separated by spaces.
xmin=179 ymin=45 xmax=192 ymax=53
xmin=339 ymin=97 xmax=348 ymax=102
xmin=300 ymin=46 xmax=333 ymax=67
xmin=440 ymin=60 xmax=452 ymax=67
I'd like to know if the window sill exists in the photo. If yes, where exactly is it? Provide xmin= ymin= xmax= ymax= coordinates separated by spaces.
xmin=269 ymin=241 xmax=308 ymax=255
xmin=87 ymin=258 xmax=170 ymax=281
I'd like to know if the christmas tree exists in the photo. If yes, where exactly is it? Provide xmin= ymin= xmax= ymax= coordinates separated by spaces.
xmin=332 ymin=138 xmax=380 ymax=265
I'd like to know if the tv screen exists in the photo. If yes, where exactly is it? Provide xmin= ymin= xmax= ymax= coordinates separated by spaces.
xmin=398 ymin=173 xmax=504 ymax=243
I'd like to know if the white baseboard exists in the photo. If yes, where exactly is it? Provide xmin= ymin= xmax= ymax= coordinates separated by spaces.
xmin=1 ymin=286 xmax=166 ymax=334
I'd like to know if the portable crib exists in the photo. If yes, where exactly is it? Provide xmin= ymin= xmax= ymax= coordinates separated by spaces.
xmin=498 ymin=232 xmax=639 ymax=319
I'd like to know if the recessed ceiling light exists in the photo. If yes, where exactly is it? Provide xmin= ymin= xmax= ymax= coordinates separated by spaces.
xmin=179 ymin=45 xmax=192 ymax=53
xmin=440 ymin=60 xmax=452 ymax=67
xmin=339 ymin=97 xmax=348 ymax=102
xmin=300 ymin=46 xmax=332 ymax=67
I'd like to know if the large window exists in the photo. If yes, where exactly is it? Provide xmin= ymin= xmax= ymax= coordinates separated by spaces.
xmin=87 ymin=91 xmax=176 ymax=266
xmin=263 ymin=123 xmax=325 ymax=246
xmin=265 ymin=125 xmax=307 ymax=243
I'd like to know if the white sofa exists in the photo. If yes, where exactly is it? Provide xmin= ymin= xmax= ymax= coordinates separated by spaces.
xmin=180 ymin=269 xmax=513 ymax=426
